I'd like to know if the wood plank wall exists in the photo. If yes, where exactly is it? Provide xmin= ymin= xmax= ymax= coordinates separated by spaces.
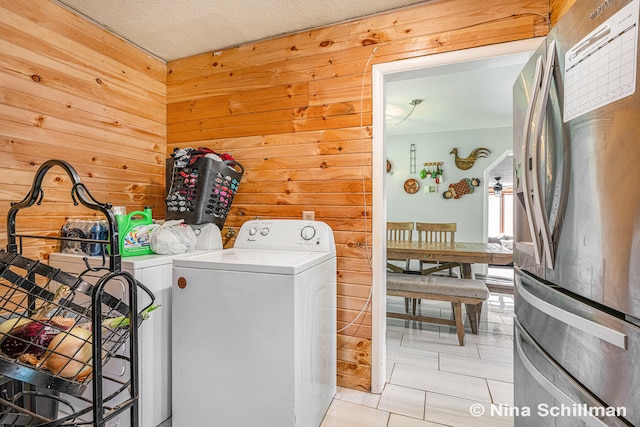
xmin=551 ymin=0 xmax=578 ymax=26
xmin=0 ymin=0 xmax=166 ymax=261
xmin=166 ymin=0 xmax=549 ymax=390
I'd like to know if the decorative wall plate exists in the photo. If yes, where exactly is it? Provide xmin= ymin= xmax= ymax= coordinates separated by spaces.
xmin=404 ymin=178 xmax=419 ymax=194
xmin=386 ymin=160 xmax=392 ymax=173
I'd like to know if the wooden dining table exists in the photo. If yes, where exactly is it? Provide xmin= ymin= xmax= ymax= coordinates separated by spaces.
xmin=387 ymin=241 xmax=513 ymax=279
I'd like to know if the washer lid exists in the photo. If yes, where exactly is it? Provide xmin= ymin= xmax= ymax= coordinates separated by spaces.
xmin=172 ymin=248 xmax=335 ymax=275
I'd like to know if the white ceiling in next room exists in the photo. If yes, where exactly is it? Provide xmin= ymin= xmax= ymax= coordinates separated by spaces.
xmin=385 ymin=50 xmax=533 ymax=137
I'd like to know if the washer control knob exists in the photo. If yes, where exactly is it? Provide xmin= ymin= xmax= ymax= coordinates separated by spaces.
xmin=248 ymin=227 xmax=258 ymax=236
xmin=301 ymin=225 xmax=316 ymax=240
xmin=260 ymin=227 xmax=270 ymax=236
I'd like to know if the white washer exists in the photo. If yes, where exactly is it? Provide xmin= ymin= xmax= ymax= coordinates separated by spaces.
xmin=172 ymin=219 xmax=336 ymax=427
xmin=49 ymin=224 xmax=223 ymax=427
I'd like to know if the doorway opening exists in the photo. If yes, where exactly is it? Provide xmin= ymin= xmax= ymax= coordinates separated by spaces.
xmin=371 ymin=38 xmax=543 ymax=393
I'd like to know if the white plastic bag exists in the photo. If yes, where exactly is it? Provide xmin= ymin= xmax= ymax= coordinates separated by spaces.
xmin=149 ymin=220 xmax=198 ymax=254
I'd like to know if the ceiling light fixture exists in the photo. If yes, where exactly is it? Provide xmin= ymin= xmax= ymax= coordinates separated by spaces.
xmin=493 ymin=177 xmax=503 ymax=198
xmin=387 ymin=99 xmax=423 ymax=126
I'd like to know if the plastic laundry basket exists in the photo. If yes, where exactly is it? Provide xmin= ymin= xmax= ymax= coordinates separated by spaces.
xmin=165 ymin=156 xmax=244 ymax=228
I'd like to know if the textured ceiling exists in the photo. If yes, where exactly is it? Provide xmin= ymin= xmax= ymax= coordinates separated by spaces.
xmin=55 ymin=0 xmax=428 ymax=61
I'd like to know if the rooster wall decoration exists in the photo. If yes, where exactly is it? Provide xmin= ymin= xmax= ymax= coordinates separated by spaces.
xmin=450 ymin=147 xmax=491 ymax=170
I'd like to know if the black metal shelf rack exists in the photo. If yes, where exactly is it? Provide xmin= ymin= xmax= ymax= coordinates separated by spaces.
xmin=0 ymin=160 xmax=154 ymax=427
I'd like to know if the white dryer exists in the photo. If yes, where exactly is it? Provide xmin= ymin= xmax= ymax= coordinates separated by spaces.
xmin=48 ymin=224 xmax=223 ymax=427
xmin=172 ymin=219 xmax=336 ymax=427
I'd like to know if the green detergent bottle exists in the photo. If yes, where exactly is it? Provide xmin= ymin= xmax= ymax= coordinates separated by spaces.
xmin=116 ymin=206 xmax=154 ymax=257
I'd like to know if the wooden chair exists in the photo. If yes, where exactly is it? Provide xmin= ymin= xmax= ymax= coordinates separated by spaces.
xmin=386 ymin=222 xmax=414 ymax=273
xmin=386 ymin=221 xmax=415 ymax=313
xmin=416 ymin=222 xmax=460 ymax=276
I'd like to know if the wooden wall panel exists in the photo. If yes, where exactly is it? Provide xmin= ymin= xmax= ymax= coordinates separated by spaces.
xmin=0 ymin=0 xmax=166 ymax=261
xmin=0 ymin=0 xmax=560 ymax=395
xmin=167 ymin=0 xmax=550 ymax=390
xmin=551 ymin=0 xmax=578 ymax=26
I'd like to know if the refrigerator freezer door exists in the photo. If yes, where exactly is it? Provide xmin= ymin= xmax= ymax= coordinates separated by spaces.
xmin=515 ymin=268 xmax=640 ymax=426
xmin=514 ymin=320 xmax=629 ymax=426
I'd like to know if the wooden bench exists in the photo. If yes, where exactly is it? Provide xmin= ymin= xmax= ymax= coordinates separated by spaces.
xmin=386 ymin=273 xmax=490 ymax=345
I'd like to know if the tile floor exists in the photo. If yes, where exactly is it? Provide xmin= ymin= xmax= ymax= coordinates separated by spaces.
xmin=320 ymin=292 xmax=515 ymax=427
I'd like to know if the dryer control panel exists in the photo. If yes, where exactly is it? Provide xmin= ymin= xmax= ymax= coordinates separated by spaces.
xmin=234 ymin=219 xmax=335 ymax=252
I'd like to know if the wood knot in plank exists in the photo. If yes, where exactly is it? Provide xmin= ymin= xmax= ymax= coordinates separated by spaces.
xmin=347 ymin=240 xmax=366 ymax=248
xmin=30 ymin=74 xmax=41 ymax=82
xmin=320 ymin=40 xmax=334 ymax=47
xmin=356 ymin=353 xmax=369 ymax=364
xmin=320 ymin=161 xmax=329 ymax=169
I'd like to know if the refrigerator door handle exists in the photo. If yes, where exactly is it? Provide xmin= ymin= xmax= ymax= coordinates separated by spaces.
xmin=521 ymin=54 xmax=544 ymax=265
xmin=515 ymin=325 xmax=616 ymax=427
xmin=531 ymin=40 xmax=557 ymax=269
xmin=517 ymin=276 xmax=627 ymax=349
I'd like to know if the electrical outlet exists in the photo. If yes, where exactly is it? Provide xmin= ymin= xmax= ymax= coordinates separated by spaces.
xmin=302 ymin=211 xmax=315 ymax=221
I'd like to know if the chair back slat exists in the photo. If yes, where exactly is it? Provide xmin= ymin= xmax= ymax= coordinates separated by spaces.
xmin=416 ymin=222 xmax=456 ymax=244
xmin=386 ymin=222 xmax=415 ymax=271
xmin=387 ymin=222 xmax=414 ymax=242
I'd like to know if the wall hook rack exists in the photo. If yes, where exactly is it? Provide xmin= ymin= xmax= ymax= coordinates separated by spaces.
xmin=420 ymin=162 xmax=444 ymax=183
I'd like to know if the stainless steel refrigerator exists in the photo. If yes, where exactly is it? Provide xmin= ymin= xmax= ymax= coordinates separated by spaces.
xmin=513 ymin=0 xmax=640 ymax=425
